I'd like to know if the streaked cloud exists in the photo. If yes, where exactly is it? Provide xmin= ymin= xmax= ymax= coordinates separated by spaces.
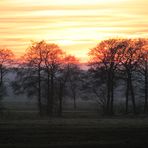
xmin=0 ymin=0 xmax=148 ymax=62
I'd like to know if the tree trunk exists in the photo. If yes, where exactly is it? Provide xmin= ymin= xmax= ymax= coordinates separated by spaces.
xmin=125 ymin=78 xmax=129 ymax=114
xmin=49 ymin=72 xmax=54 ymax=116
xmin=46 ymin=71 xmax=50 ymax=115
xmin=0 ymin=65 xmax=3 ymax=85
xmin=73 ymin=91 xmax=76 ymax=110
xmin=129 ymin=74 xmax=136 ymax=114
xmin=70 ymin=86 xmax=77 ymax=110
xmin=110 ymin=71 xmax=115 ymax=115
xmin=38 ymin=65 xmax=42 ymax=116
xmin=0 ymin=65 xmax=3 ymax=109
xmin=58 ymin=82 xmax=63 ymax=117
xmin=106 ymin=72 xmax=111 ymax=115
xmin=110 ymin=62 xmax=115 ymax=115
xmin=144 ymin=62 xmax=148 ymax=113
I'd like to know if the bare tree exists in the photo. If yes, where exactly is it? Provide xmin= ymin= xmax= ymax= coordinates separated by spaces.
xmin=13 ymin=41 xmax=46 ymax=116
xmin=0 ymin=48 xmax=14 ymax=109
xmin=42 ymin=43 xmax=63 ymax=116
xmin=137 ymin=39 xmax=148 ymax=113
xmin=64 ymin=56 xmax=80 ymax=110
xmin=56 ymin=56 xmax=70 ymax=117
xmin=89 ymin=39 xmax=124 ymax=115
xmin=119 ymin=39 xmax=143 ymax=114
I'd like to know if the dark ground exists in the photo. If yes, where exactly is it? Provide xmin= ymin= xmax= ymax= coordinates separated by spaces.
xmin=0 ymin=102 xmax=148 ymax=148
xmin=0 ymin=113 xmax=148 ymax=148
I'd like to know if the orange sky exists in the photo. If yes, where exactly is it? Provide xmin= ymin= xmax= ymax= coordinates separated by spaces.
xmin=0 ymin=0 xmax=148 ymax=62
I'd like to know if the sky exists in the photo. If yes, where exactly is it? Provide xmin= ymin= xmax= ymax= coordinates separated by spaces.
xmin=0 ymin=0 xmax=148 ymax=62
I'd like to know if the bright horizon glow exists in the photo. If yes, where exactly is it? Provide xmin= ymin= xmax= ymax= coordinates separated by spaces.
xmin=0 ymin=0 xmax=148 ymax=62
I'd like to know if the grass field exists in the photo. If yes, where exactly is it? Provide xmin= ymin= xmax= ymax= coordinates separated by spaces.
xmin=0 ymin=102 xmax=148 ymax=148
xmin=1 ymin=114 xmax=148 ymax=148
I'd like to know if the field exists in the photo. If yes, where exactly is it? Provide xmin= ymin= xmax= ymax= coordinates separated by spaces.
xmin=1 ymin=102 xmax=148 ymax=148
xmin=1 ymin=116 xmax=148 ymax=147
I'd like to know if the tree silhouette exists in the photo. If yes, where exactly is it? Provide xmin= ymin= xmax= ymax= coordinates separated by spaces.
xmin=118 ymin=39 xmax=143 ymax=114
xmin=12 ymin=41 xmax=47 ymax=116
xmin=42 ymin=43 xmax=63 ymax=116
xmin=9 ymin=37 xmax=148 ymax=116
xmin=64 ymin=55 xmax=80 ymax=110
xmin=89 ymin=39 xmax=124 ymax=115
xmin=137 ymin=39 xmax=148 ymax=113
xmin=0 ymin=48 xmax=14 ymax=110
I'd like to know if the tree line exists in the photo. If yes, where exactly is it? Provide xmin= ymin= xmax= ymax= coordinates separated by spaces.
xmin=88 ymin=38 xmax=148 ymax=115
xmin=0 ymin=38 xmax=147 ymax=116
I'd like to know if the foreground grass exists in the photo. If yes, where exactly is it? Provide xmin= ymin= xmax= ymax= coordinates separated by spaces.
xmin=0 ymin=117 xmax=148 ymax=148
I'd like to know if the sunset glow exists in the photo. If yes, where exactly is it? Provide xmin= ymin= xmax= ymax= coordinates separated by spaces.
xmin=0 ymin=0 xmax=148 ymax=62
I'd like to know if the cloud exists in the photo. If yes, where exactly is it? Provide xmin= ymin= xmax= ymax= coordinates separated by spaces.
xmin=0 ymin=0 xmax=148 ymax=62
